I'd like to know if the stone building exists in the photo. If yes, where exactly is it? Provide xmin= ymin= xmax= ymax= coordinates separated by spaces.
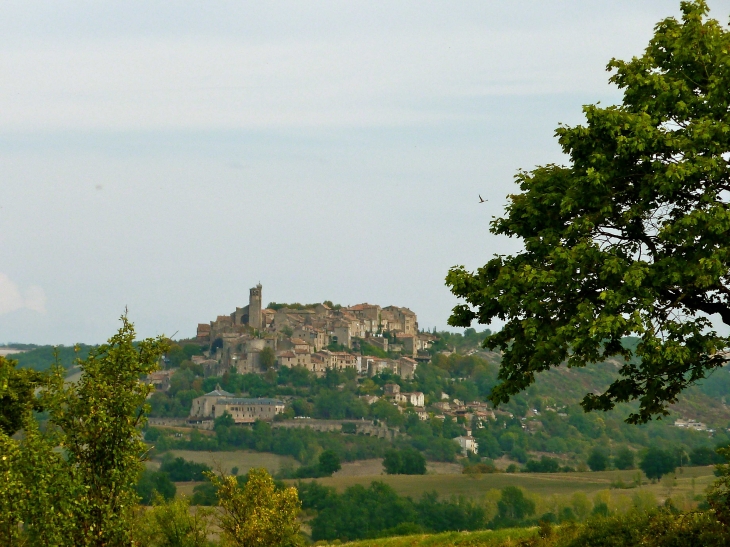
xmin=454 ymin=435 xmax=478 ymax=455
xmin=210 ymin=397 xmax=285 ymax=424
xmin=398 ymin=356 xmax=418 ymax=379
xmin=188 ymin=385 xmax=284 ymax=424
xmin=189 ymin=385 xmax=234 ymax=419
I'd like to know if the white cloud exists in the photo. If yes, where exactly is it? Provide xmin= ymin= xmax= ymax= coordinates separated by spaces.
xmin=0 ymin=273 xmax=46 ymax=315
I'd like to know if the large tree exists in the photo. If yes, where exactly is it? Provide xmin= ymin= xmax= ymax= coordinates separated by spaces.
xmin=0 ymin=316 xmax=167 ymax=547
xmin=447 ymin=0 xmax=730 ymax=423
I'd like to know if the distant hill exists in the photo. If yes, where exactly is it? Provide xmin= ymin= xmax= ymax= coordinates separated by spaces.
xmin=4 ymin=344 xmax=96 ymax=371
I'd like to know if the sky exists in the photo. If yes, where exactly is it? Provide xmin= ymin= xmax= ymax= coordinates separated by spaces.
xmin=2 ymin=1 xmax=730 ymax=344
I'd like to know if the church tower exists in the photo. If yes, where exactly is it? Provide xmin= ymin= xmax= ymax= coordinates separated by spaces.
xmin=248 ymin=284 xmax=262 ymax=330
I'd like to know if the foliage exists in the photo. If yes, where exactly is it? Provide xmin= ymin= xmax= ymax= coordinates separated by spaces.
xmin=260 ymin=346 xmax=276 ymax=370
xmin=462 ymin=462 xmax=498 ymax=474
xmin=640 ymin=447 xmax=677 ymax=480
xmin=614 ymin=447 xmax=636 ymax=470
xmin=492 ymin=486 xmax=535 ymax=528
xmin=159 ymin=454 xmax=212 ymax=481
xmin=383 ymin=448 xmax=427 ymax=475
xmin=317 ymin=528 xmax=538 ymax=547
xmin=707 ymin=445 xmax=730 ymax=525
xmin=525 ymin=456 xmax=561 ymax=473
xmin=446 ymin=0 xmax=730 ymax=424
xmin=8 ymin=343 xmax=95 ymax=371
xmin=267 ymin=302 xmax=321 ymax=311
xmin=136 ymin=469 xmax=177 ymax=505
xmin=207 ymin=468 xmax=302 ymax=547
xmin=690 ymin=445 xmax=724 ymax=466
xmin=587 ymin=448 xmax=610 ymax=472
xmin=428 ymin=328 xmax=492 ymax=355
xmin=0 ymin=316 xmax=168 ymax=547
xmin=133 ymin=494 xmax=212 ymax=547
xmin=285 ymin=450 xmax=342 ymax=479
xmin=165 ymin=343 xmax=203 ymax=369
xmin=0 ymin=355 xmax=45 ymax=436
xmin=318 ymin=450 xmax=342 ymax=475
xmin=360 ymin=342 xmax=390 ymax=359
xmin=302 ymin=481 xmax=488 ymax=542
xmin=191 ymin=481 xmax=218 ymax=506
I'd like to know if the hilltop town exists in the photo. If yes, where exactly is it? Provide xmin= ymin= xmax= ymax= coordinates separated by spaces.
xmin=143 ymin=284 xmax=457 ymax=430
xmin=192 ymin=284 xmax=435 ymax=379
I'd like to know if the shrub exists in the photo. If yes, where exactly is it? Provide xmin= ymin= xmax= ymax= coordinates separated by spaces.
xmin=136 ymin=470 xmax=177 ymax=505
xmin=614 ymin=446 xmax=636 ymax=470
xmin=587 ymin=448 xmax=610 ymax=471
xmin=383 ymin=448 xmax=426 ymax=475
xmin=640 ymin=447 xmax=676 ymax=481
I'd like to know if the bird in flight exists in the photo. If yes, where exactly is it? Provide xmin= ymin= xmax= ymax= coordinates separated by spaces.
xmin=478 ymin=195 xmax=487 ymax=203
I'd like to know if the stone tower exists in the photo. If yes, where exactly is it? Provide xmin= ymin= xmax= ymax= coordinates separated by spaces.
xmin=248 ymin=283 xmax=262 ymax=330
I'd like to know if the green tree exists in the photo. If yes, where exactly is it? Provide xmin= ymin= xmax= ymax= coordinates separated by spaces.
xmin=614 ymin=446 xmax=636 ymax=470
xmin=318 ymin=450 xmax=342 ymax=475
xmin=690 ymin=446 xmax=723 ymax=466
xmin=494 ymin=486 xmax=535 ymax=524
xmin=400 ymin=448 xmax=427 ymax=475
xmin=640 ymin=446 xmax=676 ymax=480
xmin=383 ymin=449 xmax=403 ymax=475
xmin=446 ymin=0 xmax=730 ymax=424
xmin=587 ymin=448 xmax=610 ymax=472
xmin=134 ymin=494 xmax=212 ymax=547
xmin=0 ymin=316 xmax=168 ymax=547
xmin=0 ymin=356 xmax=45 ymax=436
xmin=207 ymin=468 xmax=302 ymax=547
xmin=136 ymin=470 xmax=177 ymax=505
xmin=260 ymin=346 xmax=276 ymax=370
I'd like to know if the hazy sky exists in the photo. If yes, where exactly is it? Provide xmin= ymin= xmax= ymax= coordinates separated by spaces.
xmin=2 ymin=1 xmax=730 ymax=344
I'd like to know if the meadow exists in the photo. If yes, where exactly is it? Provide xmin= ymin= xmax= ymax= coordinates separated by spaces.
xmin=290 ymin=464 xmax=716 ymax=502
xmin=317 ymin=528 xmax=538 ymax=547
xmin=147 ymin=449 xmax=299 ymax=475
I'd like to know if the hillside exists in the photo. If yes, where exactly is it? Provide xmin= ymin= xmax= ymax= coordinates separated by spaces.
xmin=2 ymin=344 xmax=95 ymax=371
xmin=9 ymin=332 xmax=730 ymax=471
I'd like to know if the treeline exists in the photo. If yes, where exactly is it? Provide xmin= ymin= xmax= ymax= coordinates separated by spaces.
xmin=147 ymin=355 xmax=730 ymax=472
xmin=146 ymin=419 xmax=400 ymax=465
xmin=299 ymin=481 xmax=489 ymax=541
xmin=295 ymin=480 xmax=671 ymax=542
xmin=7 ymin=344 xmax=96 ymax=371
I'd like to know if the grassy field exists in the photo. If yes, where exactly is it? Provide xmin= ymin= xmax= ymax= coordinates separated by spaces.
xmin=290 ymin=465 xmax=716 ymax=502
xmin=150 ymin=449 xmax=299 ymax=475
xmin=336 ymin=459 xmax=462 ymax=477
xmin=319 ymin=528 xmax=538 ymax=547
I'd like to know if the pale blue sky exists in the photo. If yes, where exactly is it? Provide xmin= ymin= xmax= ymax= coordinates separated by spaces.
xmin=2 ymin=1 xmax=729 ymax=343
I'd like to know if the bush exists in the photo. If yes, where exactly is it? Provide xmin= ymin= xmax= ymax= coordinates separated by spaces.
xmin=463 ymin=462 xmax=498 ymax=474
xmin=587 ymin=448 xmax=609 ymax=471
xmin=640 ymin=447 xmax=676 ymax=480
xmin=191 ymin=481 xmax=217 ymax=506
xmin=491 ymin=486 xmax=535 ymax=528
xmin=318 ymin=450 xmax=342 ymax=475
xmin=159 ymin=454 xmax=212 ymax=482
xmin=133 ymin=495 xmax=211 ymax=547
xmin=614 ymin=446 xmax=636 ymax=470
xmin=136 ymin=470 xmax=176 ymax=505
xmin=690 ymin=446 xmax=724 ymax=466
xmin=525 ymin=456 xmax=560 ymax=473
xmin=383 ymin=448 xmax=426 ymax=475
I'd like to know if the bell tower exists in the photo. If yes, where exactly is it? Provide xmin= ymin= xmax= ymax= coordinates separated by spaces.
xmin=248 ymin=284 xmax=262 ymax=330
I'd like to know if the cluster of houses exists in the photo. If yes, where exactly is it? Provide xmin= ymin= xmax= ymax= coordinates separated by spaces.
xmin=192 ymin=284 xmax=436 ymax=380
xmin=431 ymin=398 xmax=496 ymax=423
xmin=674 ymin=418 xmax=713 ymax=432
xmin=183 ymin=382 xmax=480 ymax=456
